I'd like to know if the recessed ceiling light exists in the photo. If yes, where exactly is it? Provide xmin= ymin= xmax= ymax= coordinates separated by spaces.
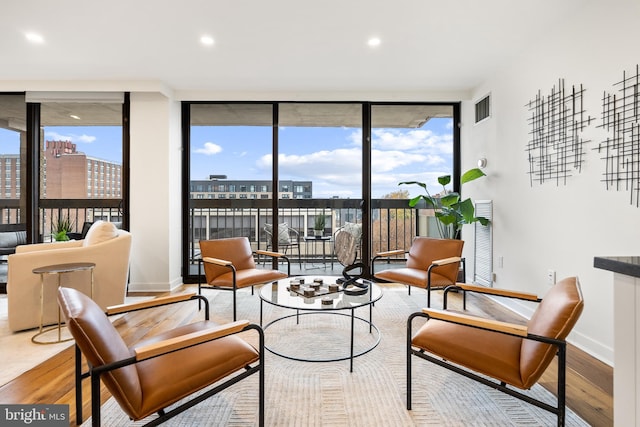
xmin=200 ymin=35 xmax=215 ymax=46
xmin=69 ymin=114 xmax=81 ymax=120
xmin=367 ymin=37 xmax=381 ymax=47
xmin=25 ymin=32 xmax=44 ymax=44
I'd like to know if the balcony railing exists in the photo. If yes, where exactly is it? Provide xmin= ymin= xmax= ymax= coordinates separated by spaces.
xmin=0 ymin=199 xmax=122 ymax=242
xmin=1 ymin=197 xmax=437 ymax=273
xmin=187 ymin=198 xmax=435 ymax=270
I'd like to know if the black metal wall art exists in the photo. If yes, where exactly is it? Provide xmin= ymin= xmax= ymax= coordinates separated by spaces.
xmin=525 ymin=79 xmax=592 ymax=186
xmin=595 ymin=65 xmax=640 ymax=206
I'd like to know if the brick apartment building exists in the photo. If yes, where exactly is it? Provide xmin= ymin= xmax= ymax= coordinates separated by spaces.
xmin=43 ymin=140 xmax=121 ymax=199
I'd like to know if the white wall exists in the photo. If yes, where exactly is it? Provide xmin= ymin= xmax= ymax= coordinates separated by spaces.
xmin=129 ymin=92 xmax=183 ymax=292
xmin=461 ymin=0 xmax=640 ymax=365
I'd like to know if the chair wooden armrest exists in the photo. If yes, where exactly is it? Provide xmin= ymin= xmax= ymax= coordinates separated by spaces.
xmin=202 ymin=256 xmax=233 ymax=267
xmin=106 ymin=292 xmax=198 ymax=315
xmin=431 ymin=256 xmax=462 ymax=266
xmin=375 ymin=249 xmax=406 ymax=257
xmin=255 ymin=249 xmax=285 ymax=258
xmin=452 ymin=283 xmax=540 ymax=302
xmin=422 ymin=308 xmax=528 ymax=337
xmin=134 ymin=320 xmax=251 ymax=361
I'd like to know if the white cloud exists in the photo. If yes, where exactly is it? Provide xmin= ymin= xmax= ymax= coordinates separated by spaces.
xmin=44 ymin=131 xmax=96 ymax=144
xmin=253 ymin=127 xmax=453 ymax=198
xmin=194 ymin=142 xmax=223 ymax=155
xmin=76 ymin=134 xmax=96 ymax=143
xmin=372 ymin=128 xmax=452 ymax=154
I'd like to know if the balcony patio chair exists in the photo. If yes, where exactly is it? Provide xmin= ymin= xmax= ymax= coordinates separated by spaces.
xmin=58 ymin=286 xmax=264 ymax=427
xmin=372 ymin=236 xmax=464 ymax=308
xmin=264 ymin=223 xmax=301 ymax=268
xmin=199 ymin=237 xmax=290 ymax=320
xmin=407 ymin=276 xmax=584 ymax=427
xmin=334 ymin=226 xmax=366 ymax=283
xmin=333 ymin=222 xmax=362 ymax=267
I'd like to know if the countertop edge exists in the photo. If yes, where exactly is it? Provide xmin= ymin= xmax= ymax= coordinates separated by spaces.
xmin=594 ymin=256 xmax=640 ymax=279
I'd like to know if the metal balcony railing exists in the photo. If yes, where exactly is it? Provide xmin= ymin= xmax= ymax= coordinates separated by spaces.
xmin=0 ymin=199 xmax=122 ymax=242
xmin=187 ymin=198 xmax=428 ymax=268
xmin=1 ymin=197 xmax=434 ymax=272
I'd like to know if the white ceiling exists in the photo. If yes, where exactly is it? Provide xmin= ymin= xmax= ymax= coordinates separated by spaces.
xmin=2 ymin=0 xmax=589 ymax=95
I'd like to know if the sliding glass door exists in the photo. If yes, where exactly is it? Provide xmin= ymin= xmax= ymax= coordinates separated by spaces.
xmin=187 ymin=103 xmax=274 ymax=268
xmin=183 ymin=101 xmax=458 ymax=282
xmin=278 ymin=103 xmax=363 ymax=267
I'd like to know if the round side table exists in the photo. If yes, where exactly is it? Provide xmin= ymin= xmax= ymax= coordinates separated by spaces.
xmin=31 ymin=262 xmax=95 ymax=345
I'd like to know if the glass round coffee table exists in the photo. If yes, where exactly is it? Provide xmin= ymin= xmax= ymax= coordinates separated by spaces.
xmin=259 ymin=275 xmax=383 ymax=372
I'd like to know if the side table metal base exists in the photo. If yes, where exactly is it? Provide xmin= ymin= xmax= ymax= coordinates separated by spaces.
xmin=31 ymin=325 xmax=73 ymax=345
xmin=31 ymin=262 xmax=95 ymax=345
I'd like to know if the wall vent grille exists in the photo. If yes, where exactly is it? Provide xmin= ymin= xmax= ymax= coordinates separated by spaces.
xmin=473 ymin=200 xmax=493 ymax=286
xmin=475 ymin=94 xmax=491 ymax=123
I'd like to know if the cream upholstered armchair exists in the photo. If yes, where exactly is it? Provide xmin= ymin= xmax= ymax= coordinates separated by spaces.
xmin=7 ymin=221 xmax=132 ymax=332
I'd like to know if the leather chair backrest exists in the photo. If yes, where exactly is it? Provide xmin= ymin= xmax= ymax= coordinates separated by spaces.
xmin=57 ymin=287 xmax=142 ymax=418
xmin=520 ymin=276 xmax=584 ymax=388
xmin=406 ymin=237 xmax=464 ymax=281
xmin=199 ymin=237 xmax=256 ymax=280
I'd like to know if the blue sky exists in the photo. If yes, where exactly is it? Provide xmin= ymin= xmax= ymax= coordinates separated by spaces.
xmin=0 ymin=126 xmax=122 ymax=163
xmin=1 ymin=118 xmax=454 ymax=199
xmin=191 ymin=118 xmax=454 ymax=198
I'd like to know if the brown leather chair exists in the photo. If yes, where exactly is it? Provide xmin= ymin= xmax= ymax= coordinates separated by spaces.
xmin=407 ymin=276 xmax=584 ymax=427
xmin=57 ymin=286 xmax=264 ymax=427
xmin=199 ymin=237 xmax=289 ymax=320
xmin=372 ymin=237 xmax=464 ymax=307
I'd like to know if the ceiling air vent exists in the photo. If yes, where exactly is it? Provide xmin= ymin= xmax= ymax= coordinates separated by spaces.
xmin=475 ymin=94 xmax=490 ymax=124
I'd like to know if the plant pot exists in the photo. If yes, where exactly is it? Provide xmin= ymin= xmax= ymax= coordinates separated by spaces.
xmin=313 ymin=229 xmax=323 ymax=237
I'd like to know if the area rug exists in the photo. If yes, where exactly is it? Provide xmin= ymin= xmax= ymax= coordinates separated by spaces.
xmin=83 ymin=284 xmax=588 ymax=426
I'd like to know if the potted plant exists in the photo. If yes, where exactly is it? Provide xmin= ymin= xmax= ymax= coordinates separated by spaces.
xmin=400 ymin=168 xmax=489 ymax=239
xmin=313 ymin=214 xmax=326 ymax=237
xmin=52 ymin=215 xmax=74 ymax=242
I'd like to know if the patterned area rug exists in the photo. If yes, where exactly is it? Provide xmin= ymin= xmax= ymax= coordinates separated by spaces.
xmin=83 ymin=283 xmax=588 ymax=426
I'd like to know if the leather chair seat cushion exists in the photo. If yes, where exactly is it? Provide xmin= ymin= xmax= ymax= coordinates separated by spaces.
xmin=132 ymin=321 xmax=260 ymax=420
xmin=411 ymin=319 xmax=526 ymax=388
xmin=374 ymin=268 xmax=452 ymax=289
xmin=211 ymin=268 xmax=287 ymax=289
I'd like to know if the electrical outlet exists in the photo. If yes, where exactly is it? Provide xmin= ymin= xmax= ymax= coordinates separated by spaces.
xmin=547 ymin=269 xmax=556 ymax=286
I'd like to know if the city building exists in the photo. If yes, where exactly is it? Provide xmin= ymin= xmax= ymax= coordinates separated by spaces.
xmin=190 ymin=177 xmax=311 ymax=200
xmin=43 ymin=140 xmax=121 ymax=199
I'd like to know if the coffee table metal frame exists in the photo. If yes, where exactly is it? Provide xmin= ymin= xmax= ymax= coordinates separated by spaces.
xmin=259 ymin=275 xmax=382 ymax=372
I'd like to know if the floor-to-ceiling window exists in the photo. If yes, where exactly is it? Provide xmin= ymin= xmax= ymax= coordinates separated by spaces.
xmin=370 ymin=104 xmax=457 ymax=253
xmin=0 ymin=94 xmax=26 ymax=229
xmin=0 ymin=92 xmax=128 ymax=243
xmin=182 ymin=101 xmax=458 ymax=282
xmin=278 ymin=103 xmax=363 ymax=266
xmin=186 ymin=103 xmax=274 ymax=266
xmin=38 ymin=99 xmax=125 ymax=240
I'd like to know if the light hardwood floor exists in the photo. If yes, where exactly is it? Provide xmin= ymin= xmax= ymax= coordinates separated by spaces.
xmin=0 ymin=285 xmax=612 ymax=426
